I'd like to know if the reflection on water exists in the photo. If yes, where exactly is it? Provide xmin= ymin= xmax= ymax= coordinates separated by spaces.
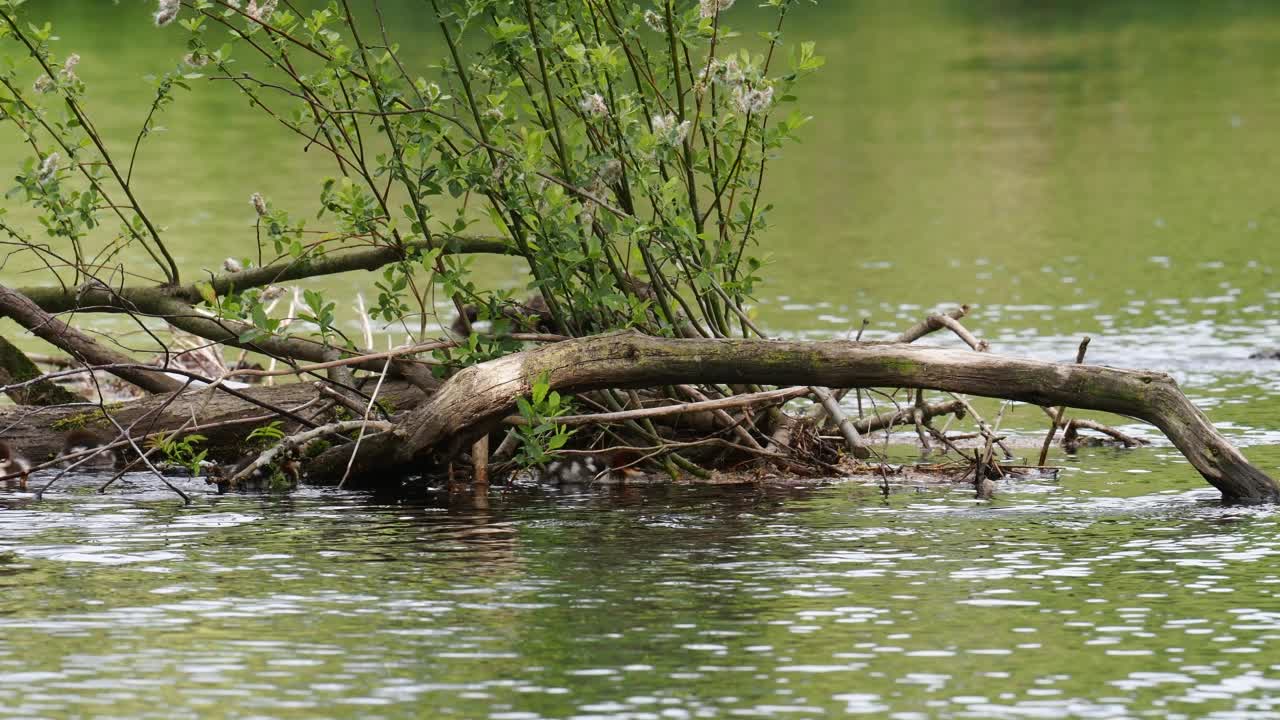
xmin=3 ymin=457 xmax=1280 ymax=718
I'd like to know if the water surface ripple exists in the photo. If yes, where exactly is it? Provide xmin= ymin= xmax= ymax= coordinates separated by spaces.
xmin=3 ymin=461 xmax=1280 ymax=719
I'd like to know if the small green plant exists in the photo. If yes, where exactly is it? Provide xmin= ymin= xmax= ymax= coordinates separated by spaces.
xmin=300 ymin=289 xmax=339 ymax=344
xmin=303 ymin=439 xmax=332 ymax=459
xmin=149 ymin=432 xmax=208 ymax=477
xmin=513 ymin=372 xmax=575 ymax=467
xmin=246 ymin=421 xmax=286 ymax=447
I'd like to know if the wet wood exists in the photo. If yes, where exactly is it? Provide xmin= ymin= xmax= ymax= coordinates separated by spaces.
xmin=375 ymin=332 xmax=1276 ymax=502
xmin=0 ymin=380 xmax=424 ymax=464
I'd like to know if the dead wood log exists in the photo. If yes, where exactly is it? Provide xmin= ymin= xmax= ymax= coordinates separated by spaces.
xmin=331 ymin=333 xmax=1276 ymax=502
xmin=815 ymin=305 xmax=974 ymax=422
xmin=0 ymin=284 xmax=184 ymax=394
xmin=0 ymin=380 xmax=424 ymax=464
xmin=0 ymin=335 xmax=81 ymax=405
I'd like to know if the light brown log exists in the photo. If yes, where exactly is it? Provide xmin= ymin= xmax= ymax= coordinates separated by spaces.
xmin=0 ymin=380 xmax=424 ymax=463
xmin=369 ymin=333 xmax=1276 ymax=502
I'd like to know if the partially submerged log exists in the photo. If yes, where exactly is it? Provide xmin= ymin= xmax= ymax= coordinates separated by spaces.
xmin=332 ymin=333 xmax=1275 ymax=502
xmin=4 ymin=329 xmax=1273 ymax=503
xmin=0 ymin=380 xmax=424 ymax=464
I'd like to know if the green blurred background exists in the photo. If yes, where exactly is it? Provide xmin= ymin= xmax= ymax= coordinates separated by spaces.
xmin=4 ymin=0 xmax=1278 ymax=343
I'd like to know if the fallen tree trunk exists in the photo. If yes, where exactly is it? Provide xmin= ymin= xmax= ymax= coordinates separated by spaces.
xmin=6 ymin=331 xmax=1271 ymax=503
xmin=339 ymin=332 xmax=1275 ymax=502
xmin=0 ymin=380 xmax=424 ymax=464
xmin=0 ymin=335 xmax=82 ymax=405
xmin=0 ymin=283 xmax=185 ymax=394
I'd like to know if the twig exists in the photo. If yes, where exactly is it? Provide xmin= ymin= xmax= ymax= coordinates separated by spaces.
xmin=503 ymin=386 xmax=811 ymax=427
xmin=851 ymin=399 xmax=965 ymax=435
xmin=1062 ymin=418 xmax=1150 ymax=450
xmin=674 ymin=384 xmax=765 ymax=450
xmin=0 ymin=283 xmax=184 ymax=394
xmin=896 ymin=305 xmax=971 ymax=344
xmin=316 ymin=383 xmax=371 ymax=417
xmin=824 ymin=306 xmax=972 ymax=411
xmin=232 ymin=420 xmax=393 ymax=487
xmin=811 ymin=385 xmax=870 ymax=459
xmin=935 ymin=315 xmax=989 ymax=352
xmin=1038 ymin=336 xmax=1091 ymax=466
xmin=912 ymin=390 xmax=932 ymax=455
xmin=949 ymin=394 xmax=1014 ymax=459
xmin=338 ymin=349 xmax=395 ymax=489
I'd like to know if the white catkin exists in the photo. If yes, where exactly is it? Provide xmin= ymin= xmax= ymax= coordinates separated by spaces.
xmin=578 ymin=93 xmax=609 ymax=118
xmin=699 ymin=0 xmax=736 ymax=18
xmin=154 ymin=0 xmax=180 ymax=27
xmin=38 ymin=153 xmax=59 ymax=183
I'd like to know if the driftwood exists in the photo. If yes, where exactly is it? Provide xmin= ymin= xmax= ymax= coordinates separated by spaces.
xmin=2 ymin=302 xmax=1273 ymax=502
xmin=298 ymin=333 xmax=1275 ymax=502
xmin=0 ymin=380 xmax=424 ymax=464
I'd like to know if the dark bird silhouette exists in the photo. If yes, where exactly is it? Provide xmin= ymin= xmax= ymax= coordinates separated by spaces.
xmin=0 ymin=440 xmax=32 ymax=491
xmin=59 ymin=429 xmax=121 ymax=470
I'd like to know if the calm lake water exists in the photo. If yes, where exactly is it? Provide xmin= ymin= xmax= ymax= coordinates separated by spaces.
xmin=4 ymin=1 xmax=1280 ymax=718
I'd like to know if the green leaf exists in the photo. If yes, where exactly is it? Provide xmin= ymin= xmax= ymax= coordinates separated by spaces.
xmin=195 ymin=281 xmax=217 ymax=306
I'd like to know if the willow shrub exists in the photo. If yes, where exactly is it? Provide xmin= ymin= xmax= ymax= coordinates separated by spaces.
xmin=0 ymin=0 xmax=821 ymax=370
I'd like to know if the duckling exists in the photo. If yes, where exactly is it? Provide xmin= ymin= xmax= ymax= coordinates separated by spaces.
xmin=449 ymin=294 xmax=560 ymax=338
xmin=515 ymin=449 xmax=647 ymax=487
xmin=59 ymin=429 xmax=121 ymax=470
xmin=207 ymin=450 xmax=301 ymax=494
xmin=0 ymin=440 xmax=31 ymax=491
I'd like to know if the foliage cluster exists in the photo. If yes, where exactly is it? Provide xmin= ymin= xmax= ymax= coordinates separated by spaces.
xmin=0 ymin=0 xmax=819 ymax=468
xmin=0 ymin=0 xmax=819 ymax=346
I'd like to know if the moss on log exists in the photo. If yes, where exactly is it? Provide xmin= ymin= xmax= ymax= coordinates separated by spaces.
xmin=0 ymin=335 xmax=81 ymax=405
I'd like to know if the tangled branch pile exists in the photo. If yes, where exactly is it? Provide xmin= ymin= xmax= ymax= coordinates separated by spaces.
xmin=0 ymin=0 xmax=1274 ymax=502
